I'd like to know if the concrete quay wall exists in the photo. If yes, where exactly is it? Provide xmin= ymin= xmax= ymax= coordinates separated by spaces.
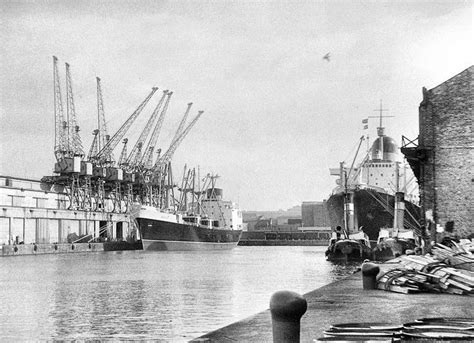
xmin=1 ymin=242 xmax=105 ymax=256
xmin=238 ymin=239 xmax=327 ymax=246
xmin=192 ymin=262 xmax=473 ymax=342
xmin=1 ymin=241 xmax=143 ymax=256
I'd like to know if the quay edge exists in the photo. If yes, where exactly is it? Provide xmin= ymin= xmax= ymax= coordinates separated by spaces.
xmin=191 ymin=261 xmax=473 ymax=342
xmin=1 ymin=241 xmax=142 ymax=257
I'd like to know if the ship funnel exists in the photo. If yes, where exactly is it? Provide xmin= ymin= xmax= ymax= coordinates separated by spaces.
xmin=206 ymin=188 xmax=223 ymax=200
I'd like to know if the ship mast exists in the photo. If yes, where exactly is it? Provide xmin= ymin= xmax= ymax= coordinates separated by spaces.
xmin=369 ymin=100 xmax=393 ymax=160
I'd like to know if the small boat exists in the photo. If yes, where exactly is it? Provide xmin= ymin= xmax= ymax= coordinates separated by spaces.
xmin=373 ymin=228 xmax=417 ymax=261
xmin=325 ymin=229 xmax=373 ymax=261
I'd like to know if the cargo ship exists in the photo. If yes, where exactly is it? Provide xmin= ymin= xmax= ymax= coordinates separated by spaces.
xmin=325 ymin=108 xmax=421 ymax=260
xmin=134 ymin=186 xmax=243 ymax=251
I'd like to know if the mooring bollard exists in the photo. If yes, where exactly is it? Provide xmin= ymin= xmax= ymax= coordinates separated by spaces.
xmin=361 ymin=262 xmax=380 ymax=290
xmin=270 ymin=290 xmax=307 ymax=343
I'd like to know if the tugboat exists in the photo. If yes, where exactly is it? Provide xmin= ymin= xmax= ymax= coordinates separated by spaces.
xmin=325 ymin=220 xmax=373 ymax=261
xmin=373 ymin=228 xmax=416 ymax=261
xmin=373 ymin=192 xmax=417 ymax=261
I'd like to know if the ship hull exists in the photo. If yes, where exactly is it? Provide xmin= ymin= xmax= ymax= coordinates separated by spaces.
xmin=137 ymin=217 xmax=242 ymax=251
xmin=326 ymin=189 xmax=421 ymax=241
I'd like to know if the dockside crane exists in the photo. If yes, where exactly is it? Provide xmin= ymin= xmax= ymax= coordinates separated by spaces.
xmin=51 ymin=57 xmax=88 ymax=210
xmin=53 ymin=56 xmax=68 ymax=162
xmin=84 ymin=77 xmax=113 ymax=212
xmin=123 ymin=90 xmax=170 ymax=171
xmin=65 ymin=62 xmax=90 ymax=210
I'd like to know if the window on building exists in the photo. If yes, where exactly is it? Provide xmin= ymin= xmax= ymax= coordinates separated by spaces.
xmin=35 ymin=198 xmax=46 ymax=208
xmin=10 ymin=196 xmax=25 ymax=207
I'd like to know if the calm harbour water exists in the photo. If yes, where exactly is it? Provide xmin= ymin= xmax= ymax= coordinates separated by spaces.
xmin=0 ymin=246 xmax=359 ymax=341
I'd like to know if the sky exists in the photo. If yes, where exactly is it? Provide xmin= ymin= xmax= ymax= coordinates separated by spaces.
xmin=0 ymin=0 xmax=472 ymax=211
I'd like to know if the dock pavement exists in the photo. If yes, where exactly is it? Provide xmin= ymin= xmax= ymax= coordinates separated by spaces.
xmin=191 ymin=261 xmax=473 ymax=342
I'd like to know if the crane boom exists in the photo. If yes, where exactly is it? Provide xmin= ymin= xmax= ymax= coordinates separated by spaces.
xmin=140 ymin=91 xmax=174 ymax=168
xmin=53 ymin=56 xmax=67 ymax=161
xmin=87 ymin=129 xmax=99 ymax=161
xmin=96 ymin=77 xmax=110 ymax=156
xmin=155 ymin=110 xmax=204 ymax=168
xmin=96 ymin=87 xmax=158 ymax=165
xmin=170 ymin=101 xmax=193 ymax=147
xmin=126 ymin=90 xmax=169 ymax=168
xmin=117 ymin=138 xmax=129 ymax=166
xmin=65 ymin=62 xmax=84 ymax=157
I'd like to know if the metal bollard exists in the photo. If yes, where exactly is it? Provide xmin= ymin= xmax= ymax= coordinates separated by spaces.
xmin=270 ymin=290 xmax=307 ymax=343
xmin=361 ymin=262 xmax=380 ymax=290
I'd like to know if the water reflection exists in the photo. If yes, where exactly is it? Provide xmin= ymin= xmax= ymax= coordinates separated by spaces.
xmin=326 ymin=261 xmax=361 ymax=281
xmin=0 ymin=246 xmax=359 ymax=341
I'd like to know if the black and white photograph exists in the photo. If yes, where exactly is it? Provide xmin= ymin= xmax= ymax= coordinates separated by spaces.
xmin=0 ymin=0 xmax=473 ymax=341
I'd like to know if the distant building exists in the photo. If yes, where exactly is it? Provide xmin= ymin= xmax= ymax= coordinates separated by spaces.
xmin=402 ymin=65 xmax=474 ymax=239
xmin=243 ymin=202 xmax=332 ymax=235
xmin=301 ymin=201 xmax=331 ymax=228
xmin=242 ymin=206 xmax=302 ymax=232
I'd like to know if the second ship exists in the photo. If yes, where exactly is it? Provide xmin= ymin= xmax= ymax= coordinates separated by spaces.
xmin=325 ymin=107 xmax=421 ymax=261
xmin=134 ymin=183 xmax=243 ymax=251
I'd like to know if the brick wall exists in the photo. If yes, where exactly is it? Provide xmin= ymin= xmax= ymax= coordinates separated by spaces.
xmin=418 ymin=66 xmax=474 ymax=238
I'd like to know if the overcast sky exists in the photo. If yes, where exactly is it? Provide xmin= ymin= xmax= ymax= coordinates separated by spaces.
xmin=0 ymin=0 xmax=472 ymax=210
